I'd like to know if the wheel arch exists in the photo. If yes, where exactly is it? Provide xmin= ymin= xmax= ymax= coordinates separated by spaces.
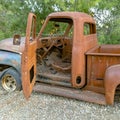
xmin=114 ymin=84 xmax=120 ymax=103
xmin=0 ymin=64 xmax=21 ymax=80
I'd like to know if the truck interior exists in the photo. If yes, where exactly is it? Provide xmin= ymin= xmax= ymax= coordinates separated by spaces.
xmin=36 ymin=18 xmax=73 ymax=87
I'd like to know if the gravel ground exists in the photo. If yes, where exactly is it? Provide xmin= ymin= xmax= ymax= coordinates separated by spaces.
xmin=0 ymin=86 xmax=120 ymax=120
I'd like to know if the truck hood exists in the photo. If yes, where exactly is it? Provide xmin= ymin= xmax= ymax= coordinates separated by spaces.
xmin=0 ymin=37 xmax=25 ymax=54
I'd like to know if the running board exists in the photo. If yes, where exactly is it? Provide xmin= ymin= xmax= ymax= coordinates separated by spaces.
xmin=36 ymin=78 xmax=71 ymax=87
xmin=33 ymin=83 xmax=106 ymax=105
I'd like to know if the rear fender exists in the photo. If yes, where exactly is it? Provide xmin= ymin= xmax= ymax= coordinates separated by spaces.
xmin=104 ymin=64 xmax=120 ymax=105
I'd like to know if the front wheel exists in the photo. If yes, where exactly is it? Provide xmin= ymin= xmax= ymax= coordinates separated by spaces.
xmin=1 ymin=68 xmax=22 ymax=92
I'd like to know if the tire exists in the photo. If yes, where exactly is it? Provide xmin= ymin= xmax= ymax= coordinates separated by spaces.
xmin=1 ymin=68 xmax=22 ymax=92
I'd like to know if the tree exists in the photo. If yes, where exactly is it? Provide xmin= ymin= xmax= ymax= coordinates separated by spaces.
xmin=0 ymin=0 xmax=120 ymax=45
xmin=93 ymin=0 xmax=120 ymax=44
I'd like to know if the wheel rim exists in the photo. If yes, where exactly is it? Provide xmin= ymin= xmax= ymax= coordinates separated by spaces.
xmin=2 ymin=74 xmax=17 ymax=92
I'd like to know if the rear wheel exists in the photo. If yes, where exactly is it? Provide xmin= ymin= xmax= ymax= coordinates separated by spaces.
xmin=1 ymin=68 xmax=22 ymax=92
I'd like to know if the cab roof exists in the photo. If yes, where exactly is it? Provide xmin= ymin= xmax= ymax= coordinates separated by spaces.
xmin=48 ymin=12 xmax=95 ymax=23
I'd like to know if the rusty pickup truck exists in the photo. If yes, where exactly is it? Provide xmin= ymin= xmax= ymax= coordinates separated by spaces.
xmin=1 ymin=12 xmax=120 ymax=105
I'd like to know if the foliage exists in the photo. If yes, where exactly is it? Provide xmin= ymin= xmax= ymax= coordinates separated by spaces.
xmin=93 ymin=0 xmax=120 ymax=44
xmin=0 ymin=0 xmax=27 ymax=39
xmin=0 ymin=0 xmax=120 ymax=44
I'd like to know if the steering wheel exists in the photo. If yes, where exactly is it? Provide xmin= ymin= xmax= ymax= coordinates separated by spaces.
xmin=53 ymin=37 xmax=65 ymax=49
xmin=39 ymin=36 xmax=65 ymax=59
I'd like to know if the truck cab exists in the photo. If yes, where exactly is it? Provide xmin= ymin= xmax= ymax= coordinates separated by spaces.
xmin=1 ymin=12 xmax=120 ymax=105
xmin=36 ymin=12 xmax=98 ymax=88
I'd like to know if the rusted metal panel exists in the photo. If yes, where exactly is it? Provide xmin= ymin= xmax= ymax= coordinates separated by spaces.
xmin=22 ymin=13 xmax=37 ymax=99
xmin=33 ymin=83 xmax=106 ymax=105
xmin=48 ymin=12 xmax=95 ymax=23
xmin=86 ymin=45 xmax=120 ymax=98
xmin=71 ymin=23 xmax=97 ymax=88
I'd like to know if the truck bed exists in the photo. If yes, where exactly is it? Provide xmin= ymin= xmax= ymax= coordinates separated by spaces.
xmin=86 ymin=45 xmax=120 ymax=56
xmin=85 ymin=45 xmax=120 ymax=93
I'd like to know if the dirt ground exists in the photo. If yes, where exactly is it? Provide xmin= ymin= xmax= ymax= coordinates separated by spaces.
xmin=0 ymin=86 xmax=120 ymax=120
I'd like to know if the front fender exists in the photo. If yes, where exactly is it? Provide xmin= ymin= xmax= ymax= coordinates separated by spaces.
xmin=0 ymin=51 xmax=21 ymax=73
xmin=105 ymin=64 xmax=120 ymax=105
